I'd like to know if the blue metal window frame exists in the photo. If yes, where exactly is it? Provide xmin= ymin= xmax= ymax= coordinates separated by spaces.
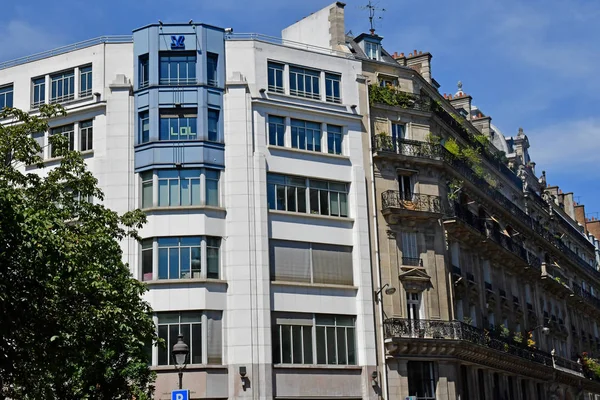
xmin=32 ymin=78 xmax=45 ymax=108
xmin=289 ymin=66 xmax=320 ymax=100
xmin=268 ymin=62 xmax=284 ymax=93
xmin=139 ymin=54 xmax=149 ymax=88
xmin=207 ymin=53 xmax=218 ymax=86
xmin=0 ymin=85 xmax=14 ymax=109
xmin=325 ymin=73 xmax=341 ymax=103
xmin=327 ymin=124 xmax=343 ymax=155
xmin=159 ymin=110 xmax=198 ymax=141
xmin=79 ymin=65 xmax=92 ymax=97
xmin=50 ymin=71 xmax=75 ymax=103
xmin=208 ymin=109 xmax=219 ymax=142
xmin=159 ymin=52 xmax=196 ymax=85
xmin=139 ymin=111 xmax=150 ymax=143
xmin=291 ymin=119 xmax=321 ymax=151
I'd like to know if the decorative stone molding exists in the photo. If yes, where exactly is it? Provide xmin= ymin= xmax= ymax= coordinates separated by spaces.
xmin=399 ymin=266 xmax=432 ymax=292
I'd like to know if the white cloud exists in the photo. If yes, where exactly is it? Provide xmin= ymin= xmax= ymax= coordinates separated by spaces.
xmin=0 ymin=20 xmax=65 ymax=63
xmin=528 ymin=118 xmax=600 ymax=174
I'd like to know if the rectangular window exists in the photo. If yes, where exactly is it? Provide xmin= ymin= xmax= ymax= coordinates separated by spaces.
xmin=407 ymin=292 xmax=421 ymax=320
xmin=0 ymin=85 xmax=14 ymax=109
xmin=205 ymin=169 xmax=220 ymax=206
xmin=142 ymin=239 xmax=153 ymax=281
xmin=79 ymin=120 xmax=93 ymax=151
xmin=365 ymin=42 xmax=380 ymax=60
xmin=157 ymin=169 xmax=201 ymax=207
xmin=79 ymin=65 xmax=92 ymax=97
xmin=273 ymin=314 xmax=355 ymax=365
xmin=139 ymin=55 xmax=149 ymax=88
xmin=157 ymin=237 xmax=202 ymax=280
xmin=207 ymin=109 xmax=219 ymax=142
xmin=267 ymin=174 xmax=307 ymax=213
xmin=327 ymin=124 xmax=343 ymax=155
xmin=391 ymin=123 xmax=405 ymax=143
xmin=50 ymin=70 xmax=75 ymax=103
xmin=399 ymin=175 xmax=412 ymax=200
xmin=141 ymin=171 xmax=153 ymax=209
xmin=139 ymin=111 xmax=150 ymax=143
xmin=407 ymin=361 xmax=436 ymax=400
xmin=32 ymin=132 xmax=45 ymax=158
xmin=401 ymin=232 xmax=419 ymax=265
xmin=268 ymin=115 xmax=285 ymax=147
xmin=206 ymin=237 xmax=220 ymax=279
xmin=267 ymin=174 xmax=349 ymax=218
xmin=483 ymin=261 xmax=492 ymax=284
xmin=315 ymin=315 xmax=355 ymax=365
xmin=143 ymin=236 xmax=221 ymax=281
xmin=157 ymin=311 xmax=208 ymax=365
xmin=207 ymin=53 xmax=218 ymax=86
xmin=291 ymin=119 xmax=321 ymax=151
xmin=159 ymin=110 xmax=197 ymax=141
xmin=267 ymin=62 xmax=284 ymax=93
xmin=289 ymin=66 xmax=320 ymax=100
xmin=50 ymin=124 xmax=75 ymax=158
xmin=32 ymin=78 xmax=45 ymax=108
xmin=270 ymin=240 xmax=353 ymax=285
xmin=325 ymin=73 xmax=341 ymax=103
xmin=159 ymin=53 xmax=196 ymax=85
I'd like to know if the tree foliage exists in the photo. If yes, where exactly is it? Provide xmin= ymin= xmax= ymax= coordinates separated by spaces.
xmin=0 ymin=105 xmax=156 ymax=399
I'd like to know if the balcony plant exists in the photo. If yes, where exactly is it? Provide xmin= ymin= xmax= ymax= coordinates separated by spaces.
xmin=368 ymin=84 xmax=420 ymax=108
xmin=582 ymin=353 xmax=600 ymax=380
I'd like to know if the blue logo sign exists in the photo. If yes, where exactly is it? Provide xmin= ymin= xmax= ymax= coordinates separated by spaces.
xmin=172 ymin=389 xmax=189 ymax=400
xmin=171 ymin=35 xmax=185 ymax=49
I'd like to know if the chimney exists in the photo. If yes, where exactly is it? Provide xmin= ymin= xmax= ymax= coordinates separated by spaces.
xmin=587 ymin=219 xmax=600 ymax=241
xmin=329 ymin=2 xmax=346 ymax=48
xmin=575 ymin=204 xmax=588 ymax=234
xmin=405 ymin=49 xmax=433 ymax=83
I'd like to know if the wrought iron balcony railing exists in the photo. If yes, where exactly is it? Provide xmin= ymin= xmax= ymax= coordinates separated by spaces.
xmin=384 ymin=318 xmax=583 ymax=374
xmin=371 ymin=136 xmax=443 ymax=158
xmin=448 ymin=202 xmax=541 ymax=270
xmin=572 ymin=283 xmax=600 ymax=313
xmin=381 ymin=190 xmax=443 ymax=214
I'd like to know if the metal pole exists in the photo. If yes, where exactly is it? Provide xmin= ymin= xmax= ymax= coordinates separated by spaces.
xmin=178 ymin=370 xmax=183 ymax=390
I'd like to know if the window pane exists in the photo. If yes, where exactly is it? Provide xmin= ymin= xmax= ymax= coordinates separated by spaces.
xmin=206 ymin=175 xmax=219 ymax=206
xmin=326 ymin=327 xmax=337 ymax=364
xmin=169 ymin=248 xmax=179 ymax=279
xmin=158 ymin=248 xmax=168 ymax=279
xmin=281 ymin=325 xmax=292 ymax=364
xmin=336 ymin=328 xmax=347 ymax=364
xmin=180 ymin=247 xmax=190 ymax=278
xmin=292 ymin=325 xmax=303 ymax=364
xmin=169 ymin=180 xmax=179 ymax=206
xmin=191 ymin=179 xmax=201 ymax=205
xmin=303 ymin=326 xmax=313 ymax=364
xmin=347 ymin=328 xmax=356 ymax=364
xmin=158 ymin=180 xmax=169 ymax=206
xmin=180 ymin=179 xmax=190 ymax=206
xmin=191 ymin=323 xmax=202 ymax=364
xmin=319 ymin=191 xmax=329 ymax=216
xmin=316 ymin=326 xmax=326 ymax=364
xmin=158 ymin=325 xmax=169 ymax=365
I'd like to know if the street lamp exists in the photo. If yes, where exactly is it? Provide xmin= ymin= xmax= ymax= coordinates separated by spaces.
xmin=172 ymin=334 xmax=189 ymax=390
xmin=529 ymin=325 xmax=550 ymax=335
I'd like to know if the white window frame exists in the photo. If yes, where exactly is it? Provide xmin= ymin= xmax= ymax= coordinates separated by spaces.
xmin=407 ymin=292 xmax=421 ymax=320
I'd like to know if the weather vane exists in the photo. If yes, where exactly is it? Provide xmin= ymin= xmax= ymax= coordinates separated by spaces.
xmin=361 ymin=1 xmax=386 ymax=33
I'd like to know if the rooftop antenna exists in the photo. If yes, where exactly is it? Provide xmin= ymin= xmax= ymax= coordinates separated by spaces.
xmin=361 ymin=0 xmax=385 ymax=34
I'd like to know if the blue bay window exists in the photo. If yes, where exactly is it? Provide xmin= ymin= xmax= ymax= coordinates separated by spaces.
xmin=208 ymin=109 xmax=219 ymax=142
xmin=160 ymin=110 xmax=197 ymax=141
xmin=159 ymin=53 xmax=196 ymax=85
xmin=158 ymin=169 xmax=202 ymax=207
xmin=158 ymin=237 xmax=202 ymax=280
xmin=139 ymin=111 xmax=150 ymax=143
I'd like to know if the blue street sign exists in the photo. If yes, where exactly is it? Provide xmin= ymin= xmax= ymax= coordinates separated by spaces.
xmin=172 ymin=389 xmax=189 ymax=400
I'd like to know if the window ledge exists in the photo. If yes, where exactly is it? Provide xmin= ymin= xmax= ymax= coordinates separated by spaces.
xmin=271 ymin=281 xmax=358 ymax=291
xmin=151 ymin=364 xmax=227 ymax=371
xmin=267 ymin=145 xmax=350 ymax=161
xmin=142 ymin=205 xmax=226 ymax=213
xmin=144 ymin=278 xmax=227 ymax=286
xmin=273 ymin=364 xmax=361 ymax=370
xmin=269 ymin=209 xmax=353 ymax=223
xmin=266 ymin=90 xmax=346 ymax=109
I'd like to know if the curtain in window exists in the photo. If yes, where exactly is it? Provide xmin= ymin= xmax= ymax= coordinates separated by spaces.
xmin=311 ymin=243 xmax=353 ymax=285
xmin=270 ymin=241 xmax=311 ymax=283
xmin=206 ymin=311 xmax=222 ymax=364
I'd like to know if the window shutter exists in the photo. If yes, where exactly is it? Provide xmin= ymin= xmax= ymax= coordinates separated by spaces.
xmin=206 ymin=311 xmax=222 ymax=364
xmin=270 ymin=240 xmax=311 ymax=283
xmin=311 ymin=243 xmax=353 ymax=285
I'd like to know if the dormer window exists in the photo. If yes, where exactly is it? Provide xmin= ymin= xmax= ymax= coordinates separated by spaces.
xmin=365 ymin=42 xmax=380 ymax=61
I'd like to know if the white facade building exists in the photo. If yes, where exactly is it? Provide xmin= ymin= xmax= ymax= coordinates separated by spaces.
xmin=0 ymin=4 xmax=379 ymax=399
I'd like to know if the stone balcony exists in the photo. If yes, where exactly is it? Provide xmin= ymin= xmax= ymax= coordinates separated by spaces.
xmin=382 ymin=318 xmax=593 ymax=388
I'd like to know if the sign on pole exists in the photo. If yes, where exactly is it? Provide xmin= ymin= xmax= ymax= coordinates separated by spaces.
xmin=172 ymin=389 xmax=189 ymax=400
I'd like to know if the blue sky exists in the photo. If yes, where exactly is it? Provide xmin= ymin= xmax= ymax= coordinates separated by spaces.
xmin=1 ymin=0 xmax=599 ymax=217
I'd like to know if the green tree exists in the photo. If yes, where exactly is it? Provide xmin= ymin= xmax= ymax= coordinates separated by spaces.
xmin=0 ymin=105 xmax=156 ymax=399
